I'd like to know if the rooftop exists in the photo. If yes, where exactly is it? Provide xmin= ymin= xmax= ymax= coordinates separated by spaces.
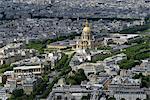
xmin=13 ymin=65 xmax=42 ymax=70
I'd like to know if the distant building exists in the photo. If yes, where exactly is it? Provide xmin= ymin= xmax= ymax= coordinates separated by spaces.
xmin=13 ymin=0 xmax=52 ymax=5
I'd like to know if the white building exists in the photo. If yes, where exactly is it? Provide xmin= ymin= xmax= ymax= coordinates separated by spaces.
xmin=103 ymin=53 xmax=127 ymax=66
xmin=114 ymin=89 xmax=146 ymax=100
xmin=43 ymin=52 xmax=62 ymax=69
xmin=132 ymin=59 xmax=150 ymax=76
xmin=70 ymin=49 xmax=110 ymax=67
xmin=0 ymin=87 xmax=7 ymax=100
xmin=22 ymin=76 xmax=37 ymax=95
xmin=72 ymin=62 xmax=104 ymax=76
xmin=4 ymin=78 xmax=17 ymax=93
xmin=110 ymin=34 xmax=141 ymax=45
xmin=13 ymin=65 xmax=45 ymax=77
xmin=48 ymin=85 xmax=101 ymax=100
xmin=0 ymin=43 xmax=37 ymax=65
xmin=11 ymin=52 xmax=62 ymax=69
xmin=3 ymin=71 xmax=15 ymax=79
xmin=104 ymin=64 xmax=120 ymax=75
xmin=108 ymin=76 xmax=146 ymax=100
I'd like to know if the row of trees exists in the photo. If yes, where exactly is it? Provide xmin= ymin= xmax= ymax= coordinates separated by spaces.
xmin=0 ymin=64 xmax=14 ymax=74
xmin=54 ymin=54 xmax=68 ymax=70
xmin=41 ymin=53 xmax=75 ymax=98
xmin=91 ymin=54 xmax=112 ymax=63
xmin=119 ymin=59 xmax=141 ymax=69
xmin=125 ymin=42 xmax=149 ymax=59
xmin=119 ymin=39 xmax=150 ymax=69
xmin=97 ymin=46 xmax=112 ymax=50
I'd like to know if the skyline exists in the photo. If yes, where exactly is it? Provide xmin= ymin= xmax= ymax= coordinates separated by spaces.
xmin=0 ymin=0 xmax=150 ymax=100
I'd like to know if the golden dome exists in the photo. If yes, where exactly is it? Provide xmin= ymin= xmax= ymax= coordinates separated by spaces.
xmin=83 ymin=27 xmax=91 ymax=33
xmin=83 ymin=19 xmax=91 ymax=33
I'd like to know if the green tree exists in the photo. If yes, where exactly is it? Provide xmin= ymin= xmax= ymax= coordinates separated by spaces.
xmin=12 ymin=89 xmax=24 ymax=97
xmin=55 ymin=54 xmax=68 ymax=70
xmin=66 ymin=69 xmax=88 ymax=85
xmin=107 ymin=97 xmax=116 ymax=100
xmin=141 ymin=76 xmax=150 ymax=88
xmin=81 ymin=94 xmax=90 ymax=100
xmin=133 ymin=73 xmax=143 ymax=79
xmin=2 ymin=75 xmax=7 ymax=84
xmin=121 ymin=98 xmax=126 ymax=100
xmin=119 ymin=59 xmax=140 ymax=69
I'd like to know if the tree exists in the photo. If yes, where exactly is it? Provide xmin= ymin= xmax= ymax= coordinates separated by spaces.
xmin=2 ymin=75 xmax=7 ymax=84
xmin=119 ymin=59 xmax=140 ymax=69
xmin=141 ymin=76 xmax=150 ymax=88
xmin=66 ymin=69 xmax=88 ymax=85
xmin=121 ymin=98 xmax=126 ymax=100
xmin=12 ymin=89 xmax=24 ymax=97
xmin=133 ymin=73 xmax=143 ymax=79
xmin=55 ymin=54 xmax=68 ymax=70
xmin=108 ymin=97 xmax=116 ymax=100
xmin=0 ymin=64 xmax=11 ymax=74
xmin=81 ymin=94 xmax=90 ymax=100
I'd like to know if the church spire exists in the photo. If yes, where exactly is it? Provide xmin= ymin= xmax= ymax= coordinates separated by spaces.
xmin=85 ymin=19 xmax=89 ymax=27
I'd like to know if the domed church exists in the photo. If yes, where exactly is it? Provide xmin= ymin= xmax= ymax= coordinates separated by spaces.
xmin=76 ymin=19 xmax=103 ymax=50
